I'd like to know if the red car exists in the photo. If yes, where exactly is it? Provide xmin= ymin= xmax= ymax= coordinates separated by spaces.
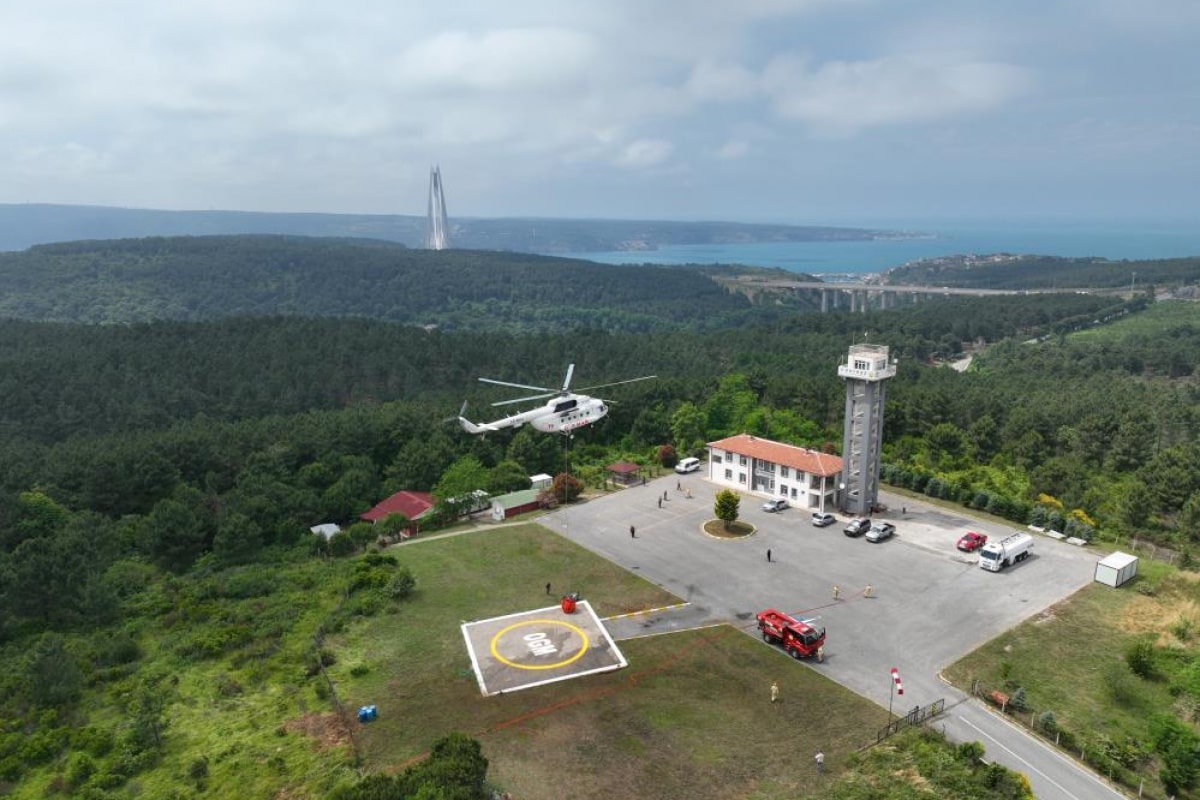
xmin=957 ymin=531 xmax=988 ymax=552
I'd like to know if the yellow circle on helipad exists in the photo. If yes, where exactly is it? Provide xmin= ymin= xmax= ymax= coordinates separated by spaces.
xmin=490 ymin=619 xmax=590 ymax=670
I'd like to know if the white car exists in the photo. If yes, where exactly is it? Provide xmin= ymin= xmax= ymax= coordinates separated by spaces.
xmin=762 ymin=498 xmax=789 ymax=513
xmin=674 ymin=457 xmax=701 ymax=474
xmin=811 ymin=512 xmax=835 ymax=527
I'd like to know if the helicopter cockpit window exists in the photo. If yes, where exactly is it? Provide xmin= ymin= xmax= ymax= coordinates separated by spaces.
xmin=554 ymin=399 xmax=578 ymax=413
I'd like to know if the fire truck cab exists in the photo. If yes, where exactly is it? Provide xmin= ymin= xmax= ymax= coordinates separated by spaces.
xmin=756 ymin=608 xmax=826 ymax=659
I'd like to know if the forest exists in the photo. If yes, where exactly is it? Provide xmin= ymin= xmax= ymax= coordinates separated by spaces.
xmin=0 ymin=236 xmax=1197 ymax=797
xmin=884 ymin=252 xmax=1200 ymax=290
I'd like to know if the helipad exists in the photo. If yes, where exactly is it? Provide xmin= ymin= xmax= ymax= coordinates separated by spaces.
xmin=461 ymin=600 xmax=627 ymax=696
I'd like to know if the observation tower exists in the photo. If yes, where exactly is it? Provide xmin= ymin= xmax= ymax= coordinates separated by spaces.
xmin=838 ymin=344 xmax=896 ymax=516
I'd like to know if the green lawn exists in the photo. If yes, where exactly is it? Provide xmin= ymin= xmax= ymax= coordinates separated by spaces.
xmin=1071 ymin=299 xmax=1198 ymax=343
xmin=323 ymin=524 xmax=886 ymax=799
xmin=943 ymin=560 xmax=1194 ymax=797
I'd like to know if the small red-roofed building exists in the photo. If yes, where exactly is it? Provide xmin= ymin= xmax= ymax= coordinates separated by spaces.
xmin=606 ymin=460 xmax=643 ymax=485
xmin=360 ymin=490 xmax=435 ymax=525
xmin=707 ymin=433 xmax=842 ymax=512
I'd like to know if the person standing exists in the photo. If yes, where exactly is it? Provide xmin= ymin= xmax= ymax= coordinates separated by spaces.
xmin=814 ymin=750 xmax=824 ymax=773
xmin=630 ymin=525 xmax=636 ymax=538
xmin=864 ymin=584 xmax=873 ymax=598
xmin=658 ymin=497 xmax=662 ymax=508
xmin=766 ymin=549 xmax=772 ymax=563
xmin=832 ymin=585 xmax=841 ymax=600
xmin=545 ymin=582 xmax=551 ymax=595
xmin=771 ymin=681 xmax=780 ymax=703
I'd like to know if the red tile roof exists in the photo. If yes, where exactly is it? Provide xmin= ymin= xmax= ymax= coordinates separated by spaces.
xmin=360 ymin=490 xmax=435 ymax=523
xmin=606 ymin=461 xmax=642 ymax=474
xmin=707 ymin=434 xmax=843 ymax=477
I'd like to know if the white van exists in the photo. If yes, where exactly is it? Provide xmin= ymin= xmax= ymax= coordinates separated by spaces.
xmin=675 ymin=457 xmax=701 ymax=474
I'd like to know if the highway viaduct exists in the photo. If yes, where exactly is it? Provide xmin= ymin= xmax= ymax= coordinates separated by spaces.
xmin=733 ymin=279 xmax=1090 ymax=313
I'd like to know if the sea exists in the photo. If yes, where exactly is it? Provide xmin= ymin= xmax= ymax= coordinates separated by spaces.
xmin=569 ymin=219 xmax=1200 ymax=278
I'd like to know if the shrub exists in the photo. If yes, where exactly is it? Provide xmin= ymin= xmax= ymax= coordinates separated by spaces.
xmin=956 ymin=741 xmax=984 ymax=762
xmin=1035 ymin=710 xmax=1058 ymax=734
xmin=1010 ymin=686 xmax=1027 ymax=711
xmin=65 ymin=752 xmax=98 ymax=789
xmin=385 ymin=568 xmax=416 ymax=601
xmin=657 ymin=444 xmax=677 ymax=468
xmin=1126 ymin=639 xmax=1156 ymax=679
xmin=188 ymin=756 xmax=209 ymax=783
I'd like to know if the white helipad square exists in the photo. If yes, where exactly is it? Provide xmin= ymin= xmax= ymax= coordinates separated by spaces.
xmin=461 ymin=600 xmax=628 ymax=696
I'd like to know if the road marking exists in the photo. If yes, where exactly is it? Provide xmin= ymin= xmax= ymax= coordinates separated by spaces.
xmin=958 ymin=714 xmax=1120 ymax=800
xmin=604 ymin=601 xmax=691 ymax=620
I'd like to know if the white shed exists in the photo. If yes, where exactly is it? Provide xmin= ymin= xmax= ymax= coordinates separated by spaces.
xmin=530 ymin=473 xmax=553 ymax=490
xmin=1094 ymin=551 xmax=1138 ymax=588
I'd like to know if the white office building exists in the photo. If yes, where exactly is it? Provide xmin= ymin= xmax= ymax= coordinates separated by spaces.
xmin=706 ymin=433 xmax=843 ymax=512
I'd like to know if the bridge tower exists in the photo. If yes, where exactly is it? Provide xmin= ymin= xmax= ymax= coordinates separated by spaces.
xmin=838 ymin=344 xmax=896 ymax=516
xmin=425 ymin=165 xmax=449 ymax=250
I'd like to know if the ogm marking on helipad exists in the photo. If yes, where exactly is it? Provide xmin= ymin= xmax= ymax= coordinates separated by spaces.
xmin=490 ymin=619 xmax=590 ymax=670
xmin=462 ymin=600 xmax=627 ymax=696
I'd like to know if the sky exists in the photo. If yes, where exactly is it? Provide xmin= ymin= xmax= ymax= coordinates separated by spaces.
xmin=2 ymin=1 xmax=1199 ymax=225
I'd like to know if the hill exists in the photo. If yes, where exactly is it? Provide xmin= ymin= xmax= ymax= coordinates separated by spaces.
xmin=884 ymin=252 xmax=1200 ymax=290
xmin=0 ymin=203 xmax=894 ymax=253
xmin=0 ymin=235 xmax=761 ymax=331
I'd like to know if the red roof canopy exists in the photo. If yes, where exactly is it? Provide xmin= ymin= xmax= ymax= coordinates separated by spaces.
xmin=606 ymin=461 xmax=642 ymax=474
xmin=708 ymin=434 xmax=843 ymax=477
xmin=360 ymin=490 xmax=435 ymax=523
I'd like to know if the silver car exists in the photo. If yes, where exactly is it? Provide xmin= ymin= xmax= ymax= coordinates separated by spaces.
xmin=865 ymin=522 xmax=896 ymax=543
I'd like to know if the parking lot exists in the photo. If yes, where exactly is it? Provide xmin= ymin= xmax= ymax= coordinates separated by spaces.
xmin=540 ymin=473 xmax=1100 ymax=711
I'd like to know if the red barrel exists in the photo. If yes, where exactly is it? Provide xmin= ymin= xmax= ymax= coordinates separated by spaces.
xmin=561 ymin=596 xmax=577 ymax=614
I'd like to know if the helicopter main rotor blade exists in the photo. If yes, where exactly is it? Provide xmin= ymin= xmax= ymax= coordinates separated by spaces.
xmin=478 ymin=377 xmax=555 ymax=393
xmin=491 ymin=392 xmax=557 ymax=407
xmin=561 ymin=363 xmax=575 ymax=392
xmin=575 ymin=375 xmax=657 ymax=393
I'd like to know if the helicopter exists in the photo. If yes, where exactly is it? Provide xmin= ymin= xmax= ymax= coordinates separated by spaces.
xmin=457 ymin=364 xmax=656 ymax=435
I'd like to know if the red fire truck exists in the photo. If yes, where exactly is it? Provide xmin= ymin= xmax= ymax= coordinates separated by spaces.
xmin=756 ymin=608 xmax=825 ymax=659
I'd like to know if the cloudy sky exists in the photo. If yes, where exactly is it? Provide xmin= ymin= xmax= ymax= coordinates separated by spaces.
xmin=3 ymin=1 xmax=1198 ymax=224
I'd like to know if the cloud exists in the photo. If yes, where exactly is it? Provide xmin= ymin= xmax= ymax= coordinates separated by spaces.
xmin=685 ymin=59 xmax=759 ymax=103
xmin=393 ymin=28 xmax=598 ymax=94
xmin=614 ymin=139 xmax=673 ymax=168
xmin=715 ymin=140 xmax=750 ymax=159
xmin=763 ymin=53 xmax=1031 ymax=134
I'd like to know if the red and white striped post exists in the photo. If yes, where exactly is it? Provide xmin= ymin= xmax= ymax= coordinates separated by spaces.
xmin=889 ymin=667 xmax=904 ymax=721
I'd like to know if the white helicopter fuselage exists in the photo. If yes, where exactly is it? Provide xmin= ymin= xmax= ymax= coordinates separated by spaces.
xmin=459 ymin=394 xmax=609 ymax=435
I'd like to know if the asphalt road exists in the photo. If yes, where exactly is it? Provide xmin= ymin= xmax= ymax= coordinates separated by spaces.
xmin=540 ymin=475 xmax=1127 ymax=800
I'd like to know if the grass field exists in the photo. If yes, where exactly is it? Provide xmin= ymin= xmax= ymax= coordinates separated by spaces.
xmin=943 ymin=560 xmax=1194 ymax=797
xmin=1071 ymin=299 xmax=1198 ymax=343
xmin=323 ymin=523 xmax=887 ymax=799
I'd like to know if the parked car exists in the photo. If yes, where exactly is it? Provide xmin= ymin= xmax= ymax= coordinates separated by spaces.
xmin=811 ymin=511 xmax=835 ymax=527
xmin=957 ymin=531 xmax=988 ymax=552
xmin=843 ymin=517 xmax=870 ymax=537
xmin=762 ymin=498 xmax=789 ymax=513
xmin=674 ymin=457 xmax=701 ymax=474
xmin=865 ymin=522 xmax=896 ymax=543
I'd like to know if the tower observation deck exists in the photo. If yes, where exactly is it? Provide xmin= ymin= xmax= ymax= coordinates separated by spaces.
xmin=838 ymin=344 xmax=896 ymax=516
xmin=425 ymin=165 xmax=449 ymax=250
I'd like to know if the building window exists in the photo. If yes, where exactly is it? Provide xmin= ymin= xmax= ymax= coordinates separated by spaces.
xmin=780 ymin=466 xmax=789 ymax=478
xmin=724 ymin=452 xmax=732 ymax=462
xmin=739 ymin=455 xmax=747 ymax=467
xmin=780 ymin=484 xmax=788 ymax=497
xmin=738 ymin=473 xmax=746 ymax=484
xmin=724 ymin=469 xmax=732 ymax=480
